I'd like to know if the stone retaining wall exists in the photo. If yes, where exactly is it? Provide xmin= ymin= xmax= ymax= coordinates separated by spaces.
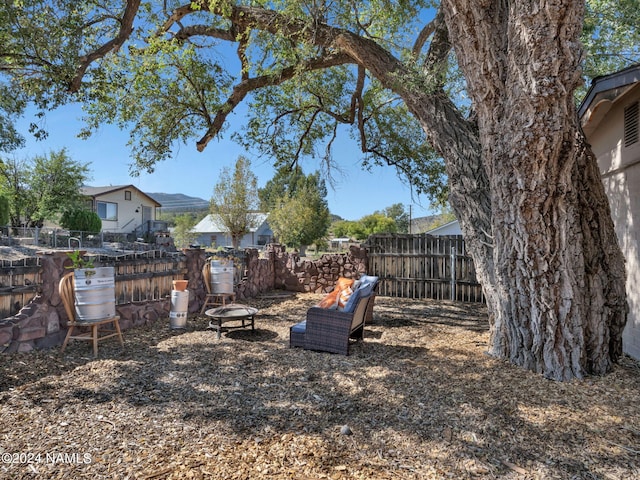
xmin=0 ymin=244 xmax=368 ymax=354
xmin=270 ymin=244 xmax=368 ymax=293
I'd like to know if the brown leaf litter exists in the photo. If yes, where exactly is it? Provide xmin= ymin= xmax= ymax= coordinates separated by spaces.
xmin=1 ymin=294 xmax=639 ymax=479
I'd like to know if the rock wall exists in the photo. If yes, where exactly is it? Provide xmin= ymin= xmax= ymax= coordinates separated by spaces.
xmin=0 ymin=250 xmax=184 ymax=354
xmin=268 ymin=244 xmax=368 ymax=293
xmin=235 ymin=248 xmax=275 ymax=298
xmin=0 ymin=245 xmax=368 ymax=354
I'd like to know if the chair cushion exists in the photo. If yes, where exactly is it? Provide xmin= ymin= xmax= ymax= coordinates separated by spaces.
xmin=291 ymin=321 xmax=307 ymax=333
xmin=336 ymin=285 xmax=354 ymax=311
xmin=342 ymin=288 xmax=362 ymax=313
xmin=357 ymin=275 xmax=379 ymax=296
xmin=342 ymin=275 xmax=378 ymax=313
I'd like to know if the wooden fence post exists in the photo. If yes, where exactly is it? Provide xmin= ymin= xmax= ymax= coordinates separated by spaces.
xmin=450 ymin=245 xmax=456 ymax=301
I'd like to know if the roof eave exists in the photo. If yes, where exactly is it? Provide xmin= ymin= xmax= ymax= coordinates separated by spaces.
xmin=579 ymin=64 xmax=640 ymax=119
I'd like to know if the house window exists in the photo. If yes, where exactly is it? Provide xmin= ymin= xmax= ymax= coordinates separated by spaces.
xmin=125 ymin=190 xmax=132 ymax=200
xmin=97 ymin=201 xmax=117 ymax=221
xmin=210 ymin=235 xmax=217 ymax=247
xmin=624 ymin=101 xmax=639 ymax=147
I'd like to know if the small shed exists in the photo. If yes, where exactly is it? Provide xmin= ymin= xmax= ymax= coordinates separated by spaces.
xmin=330 ymin=237 xmax=351 ymax=250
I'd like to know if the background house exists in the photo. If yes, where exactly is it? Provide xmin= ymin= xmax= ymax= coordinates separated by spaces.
xmin=81 ymin=185 xmax=163 ymax=238
xmin=425 ymin=220 xmax=463 ymax=236
xmin=191 ymin=213 xmax=273 ymax=248
xmin=579 ymin=63 xmax=640 ymax=360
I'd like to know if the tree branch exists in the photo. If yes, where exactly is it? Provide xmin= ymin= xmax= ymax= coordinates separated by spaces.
xmin=196 ymin=52 xmax=353 ymax=151
xmin=422 ymin=10 xmax=450 ymax=84
xmin=350 ymin=65 xmax=365 ymax=124
xmin=69 ymin=0 xmax=142 ymax=93
xmin=412 ymin=17 xmax=437 ymax=57
xmin=236 ymin=28 xmax=250 ymax=81
xmin=164 ymin=2 xmax=337 ymax=47
xmin=295 ymin=109 xmax=321 ymax=159
xmin=166 ymin=2 xmax=474 ymax=169
xmin=362 ymin=144 xmax=416 ymax=183
xmin=174 ymin=25 xmax=237 ymax=42
xmin=163 ymin=3 xmax=462 ymax=155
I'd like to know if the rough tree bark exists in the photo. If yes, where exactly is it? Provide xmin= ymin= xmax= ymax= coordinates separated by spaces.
xmin=440 ymin=0 xmax=627 ymax=380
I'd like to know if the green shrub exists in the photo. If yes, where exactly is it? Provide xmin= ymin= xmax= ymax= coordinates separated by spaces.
xmin=60 ymin=208 xmax=102 ymax=233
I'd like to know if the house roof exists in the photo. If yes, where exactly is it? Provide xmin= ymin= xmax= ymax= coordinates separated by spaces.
xmin=193 ymin=213 xmax=269 ymax=233
xmin=426 ymin=219 xmax=462 ymax=235
xmin=579 ymin=64 xmax=640 ymax=136
xmin=81 ymin=185 xmax=161 ymax=207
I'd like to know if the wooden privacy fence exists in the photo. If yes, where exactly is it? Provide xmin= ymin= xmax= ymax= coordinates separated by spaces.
xmin=0 ymin=258 xmax=41 ymax=319
xmin=99 ymin=251 xmax=187 ymax=304
xmin=0 ymin=251 xmax=187 ymax=319
xmin=366 ymin=234 xmax=484 ymax=303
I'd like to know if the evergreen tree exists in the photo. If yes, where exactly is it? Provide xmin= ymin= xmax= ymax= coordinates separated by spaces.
xmin=59 ymin=208 xmax=102 ymax=233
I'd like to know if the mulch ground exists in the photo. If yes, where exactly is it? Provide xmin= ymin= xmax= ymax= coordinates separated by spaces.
xmin=1 ymin=293 xmax=639 ymax=480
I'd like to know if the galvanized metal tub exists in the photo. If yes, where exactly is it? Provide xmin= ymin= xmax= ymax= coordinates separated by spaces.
xmin=73 ymin=267 xmax=116 ymax=322
xmin=210 ymin=260 xmax=234 ymax=294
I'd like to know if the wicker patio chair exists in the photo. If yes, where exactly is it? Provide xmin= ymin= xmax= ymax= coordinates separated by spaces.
xmin=59 ymin=273 xmax=124 ymax=357
xmin=290 ymin=276 xmax=378 ymax=355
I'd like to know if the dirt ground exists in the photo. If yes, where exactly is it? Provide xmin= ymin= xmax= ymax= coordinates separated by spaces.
xmin=1 ymin=293 xmax=639 ymax=480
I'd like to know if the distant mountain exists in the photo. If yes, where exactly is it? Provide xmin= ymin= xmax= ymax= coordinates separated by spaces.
xmin=147 ymin=192 xmax=209 ymax=212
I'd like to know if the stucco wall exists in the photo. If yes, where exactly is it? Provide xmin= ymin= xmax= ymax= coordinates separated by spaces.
xmin=94 ymin=188 xmax=156 ymax=234
xmin=589 ymin=86 xmax=640 ymax=360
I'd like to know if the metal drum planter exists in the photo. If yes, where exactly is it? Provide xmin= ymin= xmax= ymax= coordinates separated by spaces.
xmin=210 ymin=260 xmax=234 ymax=294
xmin=73 ymin=267 xmax=116 ymax=322
xmin=170 ymin=290 xmax=189 ymax=329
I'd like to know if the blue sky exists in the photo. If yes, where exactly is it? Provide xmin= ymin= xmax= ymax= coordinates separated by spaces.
xmin=13 ymin=102 xmax=437 ymax=221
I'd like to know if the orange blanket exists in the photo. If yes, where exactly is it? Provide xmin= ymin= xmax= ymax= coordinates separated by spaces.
xmin=317 ymin=277 xmax=355 ymax=309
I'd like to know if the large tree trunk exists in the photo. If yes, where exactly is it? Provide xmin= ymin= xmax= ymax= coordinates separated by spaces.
xmin=440 ymin=0 xmax=627 ymax=380
xmin=334 ymin=2 xmax=626 ymax=380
